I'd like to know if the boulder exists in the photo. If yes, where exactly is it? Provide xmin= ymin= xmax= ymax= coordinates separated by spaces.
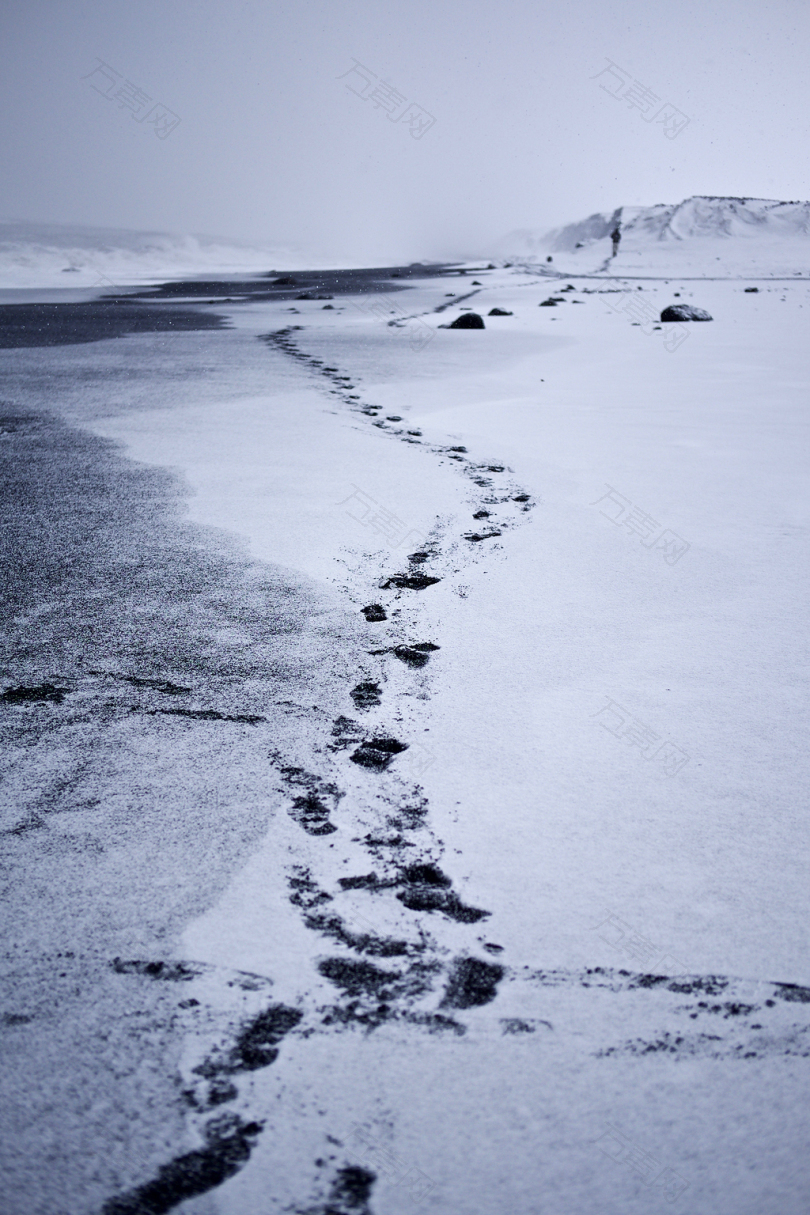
xmin=660 ymin=304 xmax=713 ymax=322
xmin=488 ymin=308 xmax=513 ymax=316
xmin=448 ymin=313 xmax=485 ymax=329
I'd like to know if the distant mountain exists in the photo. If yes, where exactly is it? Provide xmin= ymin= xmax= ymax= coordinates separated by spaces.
xmin=497 ymin=197 xmax=810 ymax=277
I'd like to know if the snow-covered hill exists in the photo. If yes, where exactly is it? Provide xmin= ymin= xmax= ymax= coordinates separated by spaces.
xmin=498 ymin=196 xmax=810 ymax=277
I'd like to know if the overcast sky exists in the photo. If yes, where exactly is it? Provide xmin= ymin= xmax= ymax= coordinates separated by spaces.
xmin=1 ymin=0 xmax=808 ymax=262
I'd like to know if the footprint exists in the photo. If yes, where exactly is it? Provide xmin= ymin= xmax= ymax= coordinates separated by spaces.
xmin=350 ymin=682 xmax=382 ymax=710
xmin=393 ymin=644 xmax=440 ymax=669
xmin=441 ymin=957 xmax=504 ymax=1009
xmin=349 ymin=738 xmax=409 ymax=771
xmin=362 ymin=604 xmax=387 ymax=622
xmin=102 ymin=1114 xmax=264 ymax=1215
xmin=380 ymin=574 xmax=440 ymax=591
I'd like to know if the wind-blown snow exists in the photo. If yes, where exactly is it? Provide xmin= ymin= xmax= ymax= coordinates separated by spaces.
xmin=0 ymin=220 xmax=335 ymax=288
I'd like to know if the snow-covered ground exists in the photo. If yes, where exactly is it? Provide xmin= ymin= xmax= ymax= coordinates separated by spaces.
xmin=2 ymin=215 xmax=810 ymax=1214
xmin=500 ymin=196 xmax=810 ymax=278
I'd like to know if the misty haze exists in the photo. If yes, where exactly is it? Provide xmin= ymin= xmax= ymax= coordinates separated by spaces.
xmin=1 ymin=4 xmax=809 ymax=1215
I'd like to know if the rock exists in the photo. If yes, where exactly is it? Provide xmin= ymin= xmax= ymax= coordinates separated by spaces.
xmin=448 ymin=313 xmax=485 ymax=329
xmin=488 ymin=308 xmax=513 ymax=316
xmin=538 ymin=298 xmax=558 ymax=307
xmin=744 ymin=287 xmax=759 ymax=293
xmin=660 ymin=304 xmax=713 ymax=322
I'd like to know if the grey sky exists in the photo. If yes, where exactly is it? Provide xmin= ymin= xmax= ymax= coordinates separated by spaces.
xmin=1 ymin=0 xmax=808 ymax=262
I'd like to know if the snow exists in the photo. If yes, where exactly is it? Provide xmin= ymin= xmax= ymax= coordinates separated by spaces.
xmin=499 ymin=196 xmax=810 ymax=278
xmin=3 ymin=216 xmax=810 ymax=1213
xmin=0 ymin=219 xmax=335 ymax=288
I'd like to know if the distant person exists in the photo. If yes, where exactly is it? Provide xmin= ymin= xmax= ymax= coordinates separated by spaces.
xmin=611 ymin=226 xmax=621 ymax=257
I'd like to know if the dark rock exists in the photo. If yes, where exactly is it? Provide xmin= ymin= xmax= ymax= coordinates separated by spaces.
xmin=538 ymin=299 xmax=558 ymax=307
xmin=362 ymin=604 xmax=387 ymax=622
xmin=441 ymin=957 xmax=504 ymax=1008
xmin=744 ymin=287 xmax=759 ymax=292
xmin=488 ymin=308 xmax=513 ymax=316
xmin=472 ymin=510 xmax=490 ymax=519
xmin=448 ymin=313 xmax=485 ymax=329
xmin=386 ymin=415 xmax=402 ymax=421
xmin=660 ymin=305 xmax=713 ymax=322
